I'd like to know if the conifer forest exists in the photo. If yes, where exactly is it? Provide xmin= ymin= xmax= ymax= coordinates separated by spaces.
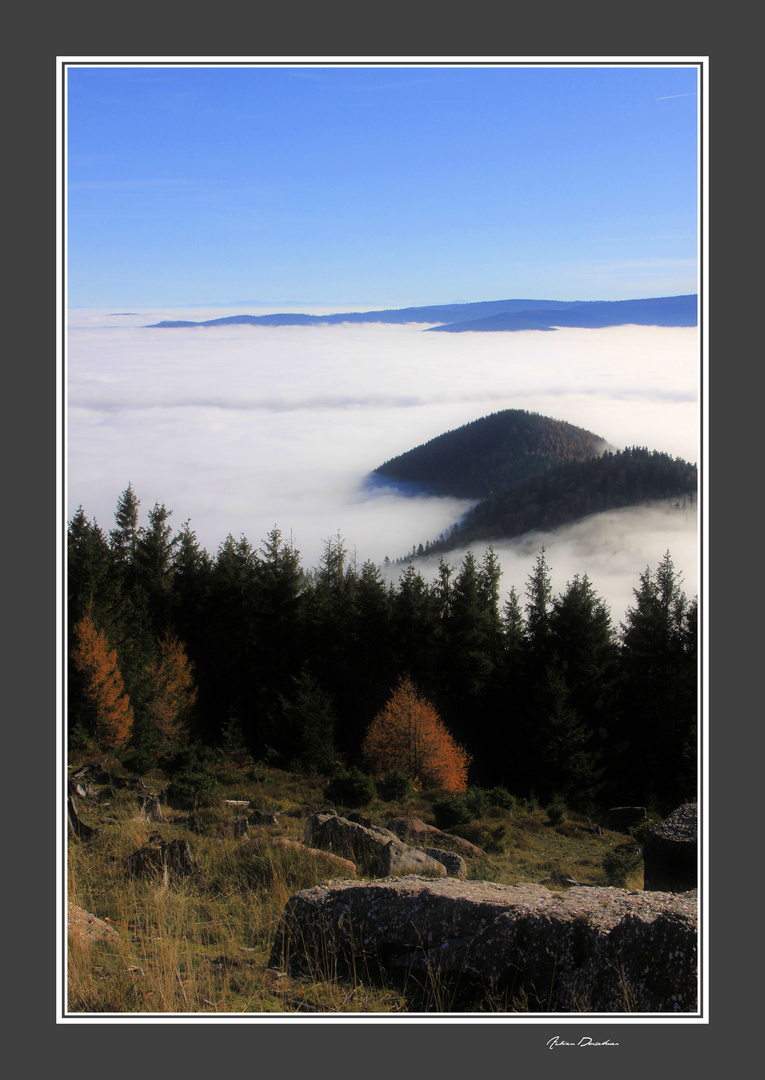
xmin=67 ymin=484 xmax=698 ymax=817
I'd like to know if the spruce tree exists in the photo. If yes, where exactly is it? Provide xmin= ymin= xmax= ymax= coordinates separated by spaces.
xmin=617 ymin=551 xmax=697 ymax=808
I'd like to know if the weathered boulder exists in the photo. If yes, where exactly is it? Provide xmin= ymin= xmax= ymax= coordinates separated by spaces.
xmin=378 ymin=840 xmax=447 ymax=877
xmin=608 ymin=806 xmax=647 ymax=833
xmin=305 ymin=811 xmax=399 ymax=868
xmin=386 ymin=816 xmax=487 ymax=860
xmin=271 ymin=836 xmax=357 ymax=877
xmin=385 ymin=816 xmax=441 ymax=841
xmin=68 ymin=903 xmax=120 ymax=947
xmin=424 ymin=848 xmax=467 ymax=879
xmin=438 ymin=833 xmax=488 ymax=860
xmin=270 ymin=878 xmax=697 ymax=1012
xmin=643 ymin=804 xmax=697 ymax=892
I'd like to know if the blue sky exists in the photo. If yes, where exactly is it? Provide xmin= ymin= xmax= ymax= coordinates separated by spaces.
xmin=66 ymin=62 xmax=700 ymax=309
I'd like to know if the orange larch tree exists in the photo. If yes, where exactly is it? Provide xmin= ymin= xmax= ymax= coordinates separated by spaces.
xmin=71 ymin=611 xmax=134 ymax=752
xmin=144 ymin=632 xmax=198 ymax=748
xmin=361 ymin=676 xmax=471 ymax=792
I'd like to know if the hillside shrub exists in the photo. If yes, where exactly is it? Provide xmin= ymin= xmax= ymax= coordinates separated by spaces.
xmin=376 ymin=768 xmax=413 ymax=802
xmin=166 ymin=769 xmax=219 ymax=810
xmin=603 ymin=842 xmax=643 ymax=887
xmin=323 ymin=766 xmax=375 ymax=808
xmin=432 ymin=795 xmax=473 ymax=829
xmin=545 ymin=795 xmax=568 ymax=826
xmin=121 ymin=745 xmax=160 ymax=777
xmin=432 ymin=787 xmax=487 ymax=829
xmin=486 ymin=786 xmax=516 ymax=811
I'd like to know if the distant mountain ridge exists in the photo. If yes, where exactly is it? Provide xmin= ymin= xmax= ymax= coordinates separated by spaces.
xmin=427 ymin=295 xmax=697 ymax=333
xmin=370 ymin=409 xmax=697 ymax=556
xmin=147 ymin=294 xmax=696 ymax=331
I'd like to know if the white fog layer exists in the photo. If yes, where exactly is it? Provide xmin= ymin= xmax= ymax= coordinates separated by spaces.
xmin=67 ymin=314 xmax=700 ymax=623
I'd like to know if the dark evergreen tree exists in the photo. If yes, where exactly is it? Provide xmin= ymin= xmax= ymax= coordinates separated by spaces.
xmin=135 ymin=502 xmax=179 ymax=635
xmin=109 ymin=483 xmax=141 ymax=569
xmin=170 ymin=520 xmax=212 ymax=644
xmin=502 ymin=585 xmax=525 ymax=659
xmin=342 ymin=560 xmax=395 ymax=733
xmin=549 ymin=573 xmax=617 ymax=736
xmin=390 ymin=561 xmax=439 ymax=690
xmin=534 ymin=664 xmax=603 ymax=812
xmin=525 ymin=547 xmax=553 ymax=663
xmin=203 ymin=534 xmax=261 ymax=748
xmin=615 ymin=551 xmax=697 ymax=809
xmin=251 ymin=527 xmax=307 ymax=729
xmin=275 ymin=669 xmax=338 ymax=774
xmin=68 ymin=507 xmax=120 ymax=634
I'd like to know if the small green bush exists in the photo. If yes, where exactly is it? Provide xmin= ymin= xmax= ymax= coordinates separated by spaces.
xmin=486 ymin=786 xmax=516 ymax=811
xmin=376 ymin=769 xmax=413 ymax=802
xmin=432 ymin=795 xmax=473 ymax=829
xmin=545 ymin=796 xmax=567 ymax=826
xmin=166 ymin=769 xmax=220 ymax=810
xmin=121 ymin=745 xmax=159 ymax=777
xmin=432 ymin=786 xmax=492 ymax=829
xmin=161 ymin=744 xmax=215 ymax=778
xmin=603 ymin=842 xmax=643 ymax=887
xmin=629 ymin=818 xmax=657 ymax=845
xmin=323 ymin=766 xmax=375 ymax=808
xmin=486 ymin=821 xmax=510 ymax=853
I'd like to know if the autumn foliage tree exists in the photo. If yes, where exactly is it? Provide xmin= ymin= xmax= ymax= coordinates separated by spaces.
xmin=144 ymin=632 xmax=198 ymax=749
xmin=361 ymin=676 xmax=471 ymax=792
xmin=70 ymin=611 xmax=133 ymax=752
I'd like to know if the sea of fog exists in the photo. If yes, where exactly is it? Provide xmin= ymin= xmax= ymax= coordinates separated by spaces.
xmin=66 ymin=309 xmax=701 ymax=625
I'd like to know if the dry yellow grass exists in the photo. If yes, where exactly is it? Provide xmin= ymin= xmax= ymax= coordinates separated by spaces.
xmin=65 ymin=760 xmax=644 ymax=1014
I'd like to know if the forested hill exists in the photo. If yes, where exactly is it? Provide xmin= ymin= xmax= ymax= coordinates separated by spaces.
xmin=372 ymin=410 xmax=607 ymax=500
xmin=424 ymin=447 xmax=698 ymax=557
xmin=371 ymin=409 xmax=697 ymax=556
xmin=145 ymin=294 xmax=696 ymax=330
xmin=427 ymin=295 xmax=698 ymax=333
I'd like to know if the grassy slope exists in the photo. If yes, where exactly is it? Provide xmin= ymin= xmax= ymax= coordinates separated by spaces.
xmin=66 ymin=756 xmax=647 ymax=1015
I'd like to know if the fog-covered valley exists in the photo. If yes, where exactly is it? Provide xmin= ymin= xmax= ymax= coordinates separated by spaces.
xmin=67 ymin=309 xmax=700 ymax=621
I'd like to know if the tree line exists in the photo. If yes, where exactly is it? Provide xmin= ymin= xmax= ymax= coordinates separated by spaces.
xmin=67 ymin=484 xmax=698 ymax=815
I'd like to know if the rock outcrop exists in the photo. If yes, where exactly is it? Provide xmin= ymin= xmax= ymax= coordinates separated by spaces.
xmin=386 ymin=816 xmax=487 ymax=860
xmin=643 ymin=804 xmax=698 ymax=892
xmin=306 ymin=812 xmax=468 ymax=878
xmin=424 ymin=848 xmax=467 ymax=879
xmin=305 ymin=811 xmax=399 ymax=869
xmin=270 ymin=877 xmax=697 ymax=1012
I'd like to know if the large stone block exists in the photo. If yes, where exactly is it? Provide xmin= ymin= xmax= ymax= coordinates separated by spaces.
xmin=270 ymin=878 xmax=697 ymax=1012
